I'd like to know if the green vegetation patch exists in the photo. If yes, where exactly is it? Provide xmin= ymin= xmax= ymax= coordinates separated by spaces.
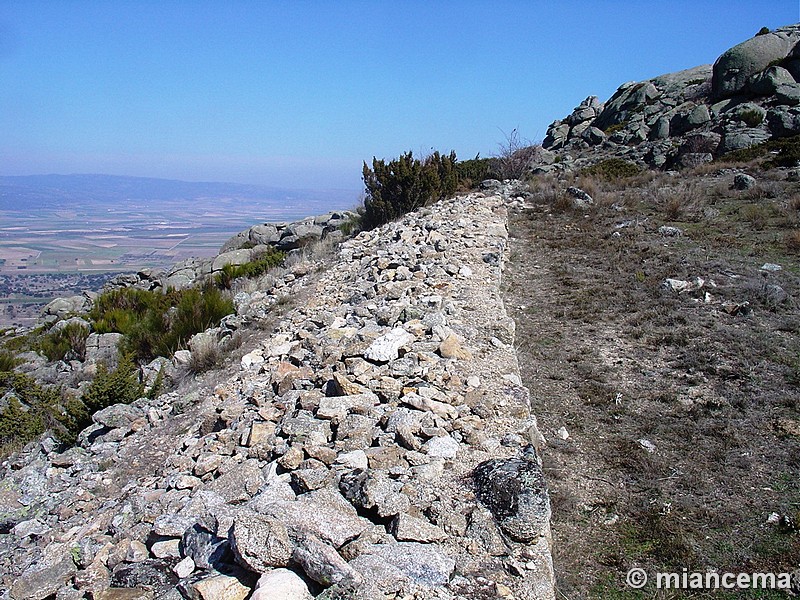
xmin=580 ymin=158 xmax=642 ymax=180
xmin=216 ymin=248 xmax=285 ymax=289
xmin=719 ymin=134 xmax=800 ymax=168
xmin=739 ymin=108 xmax=765 ymax=128
xmin=455 ymin=156 xmax=501 ymax=187
xmin=362 ymin=150 xmax=458 ymax=230
xmin=90 ymin=285 xmax=234 ymax=361
xmin=0 ymin=372 xmax=82 ymax=451
xmin=0 ymin=350 xmax=19 ymax=372
xmin=82 ymin=354 xmax=144 ymax=414
xmin=603 ymin=120 xmax=629 ymax=135
xmin=37 ymin=322 xmax=89 ymax=362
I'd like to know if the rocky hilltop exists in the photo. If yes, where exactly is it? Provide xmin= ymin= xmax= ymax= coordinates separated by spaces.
xmin=1 ymin=188 xmax=554 ymax=600
xmin=4 ymin=22 xmax=800 ymax=600
xmin=541 ymin=24 xmax=800 ymax=170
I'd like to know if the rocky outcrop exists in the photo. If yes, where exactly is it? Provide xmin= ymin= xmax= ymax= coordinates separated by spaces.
xmin=541 ymin=24 xmax=800 ymax=172
xmin=713 ymin=26 xmax=800 ymax=99
xmin=1 ymin=188 xmax=554 ymax=600
xmin=220 ymin=211 xmax=358 ymax=254
xmin=98 ymin=211 xmax=358 ymax=294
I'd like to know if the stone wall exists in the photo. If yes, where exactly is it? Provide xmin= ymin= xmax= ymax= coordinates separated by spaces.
xmin=1 ymin=191 xmax=554 ymax=600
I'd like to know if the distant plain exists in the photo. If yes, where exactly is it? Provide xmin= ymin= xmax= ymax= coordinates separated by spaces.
xmin=0 ymin=174 xmax=357 ymax=327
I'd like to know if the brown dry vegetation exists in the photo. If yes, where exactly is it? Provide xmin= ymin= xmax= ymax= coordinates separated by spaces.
xmin=503 ymin=161 xmax=800 ymax=598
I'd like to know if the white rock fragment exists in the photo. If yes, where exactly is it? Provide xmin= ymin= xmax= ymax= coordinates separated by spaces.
xmin=424 ymin=435 xmax=461 ymax=459
xmin=638 ymin=439 xmax=657 ymax=453
xmin=250 ymin=568 xmax=313 ymax=599
xmin=335 ymin=449 xmax=369 ymax=470
xmin=241 ymin=350 xmax=265 ymax=369
xmin=466 ymin=375 xmax=481 ymax=388
xmin=173 ymin=555 xmax=195 ymax=578
xmin=364 ymin=327 xmax=415 ymax=363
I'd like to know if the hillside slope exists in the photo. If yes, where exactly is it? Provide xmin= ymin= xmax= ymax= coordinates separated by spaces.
xmin=0 ymin=192 xmax=555 ymax=600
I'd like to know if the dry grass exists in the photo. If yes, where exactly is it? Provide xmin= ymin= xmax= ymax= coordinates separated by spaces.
xmin=786 ymin=230 xmax=800 ymax=252
xmin=504 ymin=163 xmax=800 ymax=599
xmin=187 ymin=334 xmax=223 ymax=374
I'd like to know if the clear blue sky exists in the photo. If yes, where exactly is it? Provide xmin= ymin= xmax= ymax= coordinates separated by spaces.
xmin=1 ymin=1 xmax=797 ymax=191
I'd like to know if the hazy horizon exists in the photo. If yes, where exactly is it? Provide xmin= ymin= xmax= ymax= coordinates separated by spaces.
xmin=0 ymin=171 xmax=361 ymax=194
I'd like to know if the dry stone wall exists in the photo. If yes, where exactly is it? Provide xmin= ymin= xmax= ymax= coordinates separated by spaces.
xmin=0 ymin=191 xmax=554 ymax=600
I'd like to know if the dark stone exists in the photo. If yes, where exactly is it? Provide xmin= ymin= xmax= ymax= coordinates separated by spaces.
xmin=180 ymin=523 xmax=235 ymax=570
xmin=473 ymin=446 xmax=551 ymax=543
xmin=110 ymin=558 xmax=178 ymax=588
xmin=733 ymin=173 xmax=757 ymax=190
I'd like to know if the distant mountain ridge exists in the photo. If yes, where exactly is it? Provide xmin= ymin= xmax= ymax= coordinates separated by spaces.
xmin=0 ymin=173 xmax=355 ymax=210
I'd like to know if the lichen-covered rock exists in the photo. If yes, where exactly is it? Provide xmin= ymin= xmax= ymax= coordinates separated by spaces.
xmin=291 ymin=534 xmax=361 ymax=586
xmin=348 ymin=542 xmax=455 ymax=590
xmin=229 ymin=512 xmax=293 ymax=572
xmin=473 ymin=447 xmax=551 ymax=543
xmin=10 ymin=557 xmax=77 ymax=600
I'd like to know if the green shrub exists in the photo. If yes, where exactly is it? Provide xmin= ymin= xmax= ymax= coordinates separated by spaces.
xmin=739 ymin=109 xmax=765 ymax=128
xmin=215 ymin=248 xmax=285 ymax=289
xmin=37 ymin=322 xmax=89 ymax=362
xmin=758 ymin=26 xmax=771 ymax=36
xmin=338 ymin=215 xmax=361 ymax=237
xmin=0 ymin=372 xmax=78 ymax=451
xmin=456 ymin=156 xmax=501 ymax=188
xmin=81 ymin=354 xmax=143 ymax=414
xmin=581 ymin=158 xmax=642 ymax=180
xmin=719 ymin=144 xmax=768 ymax=163
xmin=720 ymin=135 xmax=800 ymax=168
xmin=0 ymin=350 xmax=19 ymax=372
xmin=361 ymin=150 xmax=458 ymax=230
xmin=90 ymin=285 xmax=234 ymax=361
xmin=603 ymin=121 xmax=629 ymax=135
xmin=765 ymin=135 xmax=800 ymax=168
xmin=146 ymin=366 xmax=165 ymax=400
xmin=168 ymin=286 xmax=234 ymax=348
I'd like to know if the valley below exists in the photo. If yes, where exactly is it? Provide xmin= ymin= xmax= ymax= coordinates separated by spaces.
xmin=0 ymin=175 xmax=357 ymax=328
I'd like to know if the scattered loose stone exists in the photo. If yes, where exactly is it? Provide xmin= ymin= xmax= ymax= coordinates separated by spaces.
xmin=0 ymin=189 xmax=554 ymax=599
xmin=250 ymin=569 xmax=313 ymax=600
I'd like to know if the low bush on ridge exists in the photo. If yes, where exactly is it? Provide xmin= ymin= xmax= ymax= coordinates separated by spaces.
xmin=215 ymin=247 xmax=285 ymax=289
xmin=719 ymin=134 xmax=800 ymax=167
xmin=361 ymin=150 xmax=458 ymax=229
xmin=37 ymin=322 xmax=89 ymax=362
xmin=0 ymin=353 xmax=163 ymax=454
xmin=580 ymin=158 xmax=642 ymax=181
xmin=90 ymin=284 xmax=235 ymax=361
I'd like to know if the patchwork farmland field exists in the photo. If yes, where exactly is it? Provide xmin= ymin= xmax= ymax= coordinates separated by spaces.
xmin=0 ymin=196 xmax=352 ymax=274
xmin=0 ymin=175 xmax=357 ymax=327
